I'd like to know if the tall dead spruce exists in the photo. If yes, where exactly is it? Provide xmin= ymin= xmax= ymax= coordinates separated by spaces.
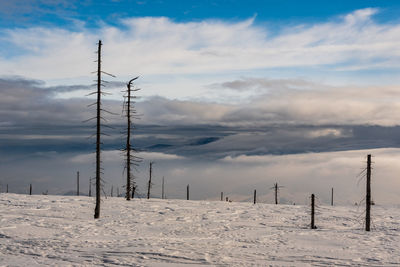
xmin=123 ymin=77 xmax=141 ymax=200
xmin=85 ymin=40 xmax=115 ymax=219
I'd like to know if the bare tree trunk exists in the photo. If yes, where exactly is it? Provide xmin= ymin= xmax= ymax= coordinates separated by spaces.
xmin=94 ymin=40 xmax=102 ymax=219
xmin=366 ymin=154 xmax=371 ymax=231
xmin=311 ymin=194 xmax=316 ymax=229
xmin=162 ymin=177 xmax=165 ymax=199
xmin=77 ymin=171 xmax=80 ymax=196
xmin=147 ymin=162 xmax=153 ymax=199
xmin=124 ymin=77 xmax=140 ymax=200
xmin=89 ymin=178 xmax=92 ymax=197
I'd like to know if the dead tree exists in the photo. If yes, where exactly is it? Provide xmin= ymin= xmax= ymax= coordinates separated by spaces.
xmin=311 ymin=194 xmax=316 ymax=229
xmin=270 ymin=182 xmax=283 ymax=204
xmin=77 ymin=171 xmax=80 ymax=196
xmin=123 ymin=77 xmax=141 ymax=200
xmin=93 ymin=40 xmax=103 ymax=218
xmin=147 ymin=162 xmax=154 ymax=199
xmin=83 ymin=40 xmax=116 ymax=219
xmin=366 ymin=154 xmax=372 ymax=231
xmin=89 ymin=178 xmax=93 ymax=197
xmin=162 ymin=176 xmax=165 ymax=199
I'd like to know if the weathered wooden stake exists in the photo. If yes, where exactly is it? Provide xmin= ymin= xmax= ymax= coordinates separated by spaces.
xmin=275 ymin=183 xmax=278 ymax=204
xmin=311 ymin=193 xmax=316 ymax=229
xmin=253 ymin=189 xmax=256 ymax=204
xmin=221 ymin=192 xmax=223 ymax=201
xmin=6 ymin=184 xmax=8 ymax=193
xmin=366 ymin=154 xmax=371 ymax=231
xmin=29 ymin=184 xmax=32 ymax=195
xmin=187 ymin=184 xmax=189 ymax=200
xmin=111 ymin=185 xmax=113 ymax=197
xmin=77 ymin=171 xmax=80 ymax=196
xmin=117 ymin=187 xmax=120 ymax=197
xmin=331 ymin=187 xmax=334 ymax=206
xmin=226 ymin=197 xmax=228 ymax=202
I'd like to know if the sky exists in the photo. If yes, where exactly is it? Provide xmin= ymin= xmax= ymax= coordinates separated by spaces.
xmin=2 ymin=0 xmax=400 ymax=205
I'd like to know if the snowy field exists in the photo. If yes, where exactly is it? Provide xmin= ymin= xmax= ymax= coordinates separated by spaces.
xmin=0 ymin=193 xmax=399 ymax=266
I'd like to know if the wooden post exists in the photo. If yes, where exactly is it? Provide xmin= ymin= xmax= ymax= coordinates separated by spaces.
xmin=29 ymin=184 xmax=32 ymax=195
xmin=117 ymin=187 xmax=120 ymax=197
xmin=311 ymin=194 xmax=316 ymax=229
xmin=111 ymin=185 xmax=113 ymax=197
xmin=221 ymin=192 xmax=223 ymax=201
xmin=6 ymin=184 xmax=8 ymax=193
xmin=253 ymin=189 xmax=256 ymax=204
xmin=275 ymin=183 xmax=278 ymax=204
xmin=366 ymin=154 xmax=371 ymax=231
xmin=331 ymin=187 xmax=334 ymax=206
xmin=226 ymin=197 xmax=228 ymax=202
xmin=132 ymin=186 xmax=135 ymax=199
xmin=94 ymin=40 xmax=102 ymax=219
xmin=187 ymin=184 xmax=189 ymax=200
xmin=147 ymin=162 xmax=153 ymax=199
xmin=76 ymin=172 xmax=79 ymax=196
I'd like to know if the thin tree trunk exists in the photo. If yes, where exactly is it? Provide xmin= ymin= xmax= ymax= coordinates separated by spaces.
xmin=311 ymin=194 xmax=316 ymax=229
xmin=147 ymin=162 xmax=153 ymax=199
xmin=77 ymin=171 xmax=80 ymax=196
xmin=94 ymin=40 xmax=102 ymax=219
xmin=366 ymin=154 xmax=371 ymax=231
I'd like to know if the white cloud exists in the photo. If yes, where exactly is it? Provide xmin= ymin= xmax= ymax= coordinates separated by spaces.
xmin=2 ymin=8 xmax=400 ymax=83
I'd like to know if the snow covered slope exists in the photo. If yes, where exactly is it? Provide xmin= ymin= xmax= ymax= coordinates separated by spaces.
xmin=0 ymin=193 xmax=399 ymax=266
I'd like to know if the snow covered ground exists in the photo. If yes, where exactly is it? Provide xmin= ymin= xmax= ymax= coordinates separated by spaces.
xmin=0 ymin=193 xmax=399 ymax=266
